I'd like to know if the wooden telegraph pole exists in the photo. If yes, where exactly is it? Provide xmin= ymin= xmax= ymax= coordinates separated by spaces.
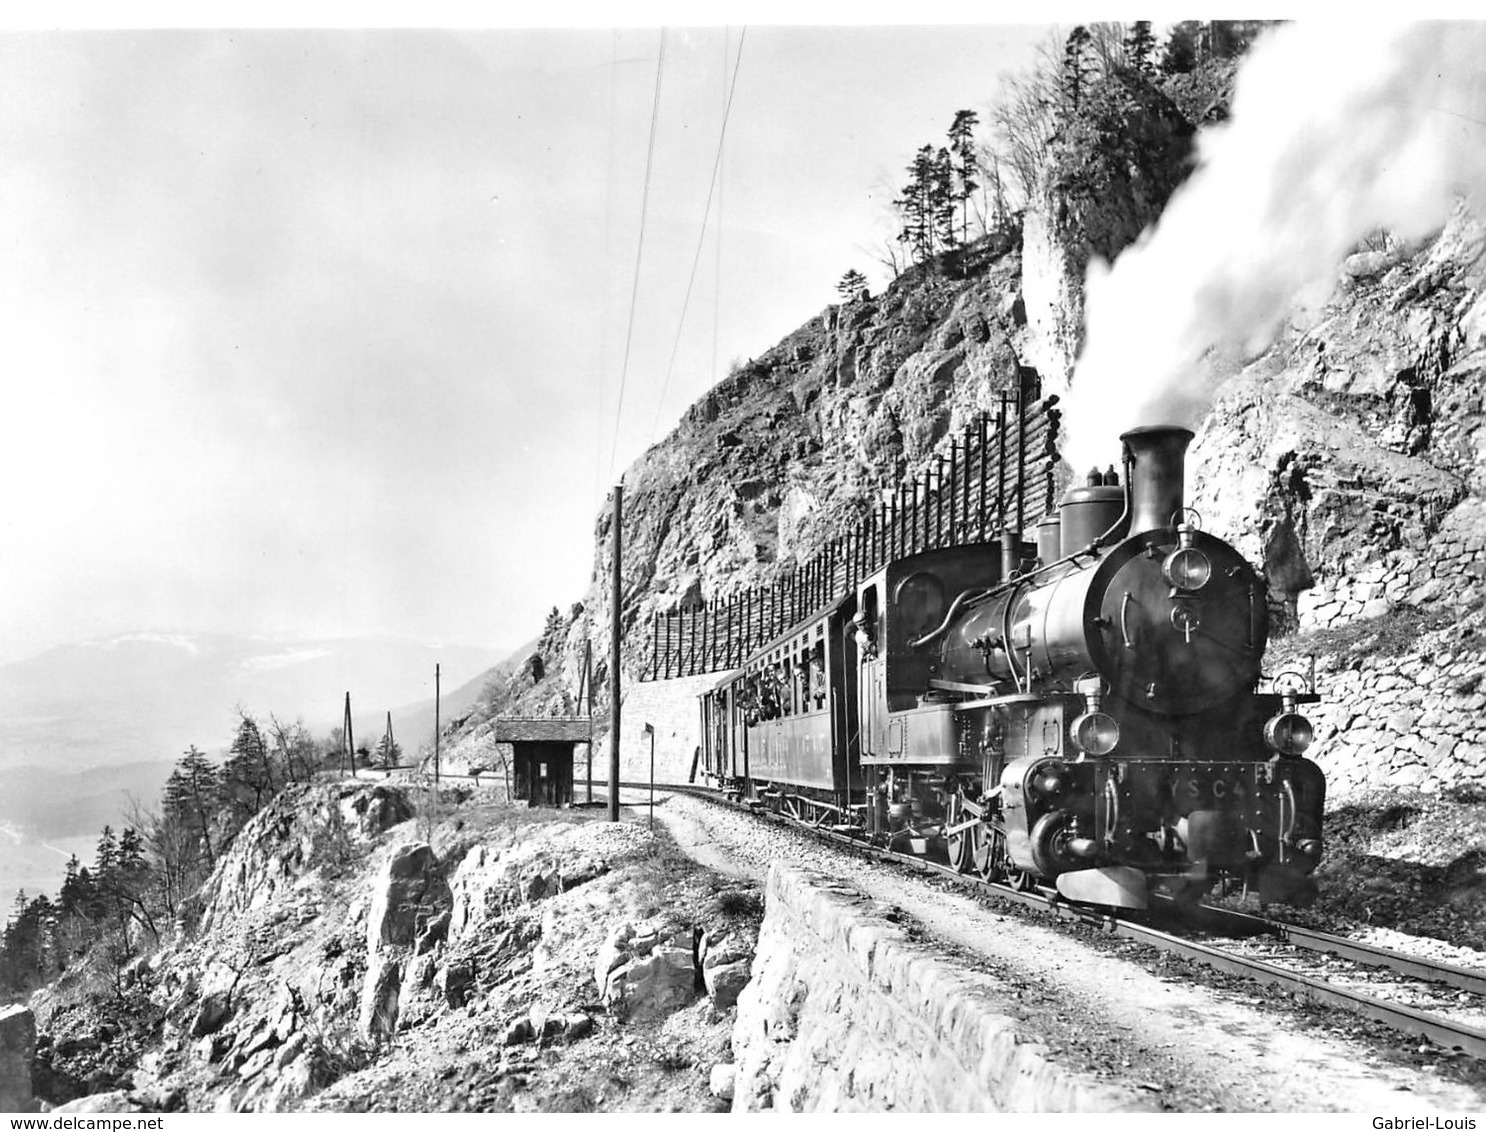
xmin=343 ymin=692 xmax=356 ymax=778
xmin=434 ymin=663 xmax=441 ymax=787
xmin=609 ymin=482 xmax=623 ymax=822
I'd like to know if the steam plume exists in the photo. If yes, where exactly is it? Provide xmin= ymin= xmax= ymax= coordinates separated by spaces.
xmin=1064 ymin=20 xmax=1486 ymax=471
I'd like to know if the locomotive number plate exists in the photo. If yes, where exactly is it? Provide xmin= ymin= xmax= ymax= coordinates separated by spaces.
xmin=1171 ymin=771 xmax=1250 ymax=804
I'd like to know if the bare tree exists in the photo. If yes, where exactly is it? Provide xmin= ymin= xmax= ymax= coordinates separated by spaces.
xmin=268 ymin=714 xmax=319 ymax=785
xmin=123 ymin=793 xmax=202 ymax=922
xmin=1086 ymin=21 xmax=1128 ymax=75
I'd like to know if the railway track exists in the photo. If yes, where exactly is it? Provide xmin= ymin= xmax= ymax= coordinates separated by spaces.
xmin=616 ymin=779 xmax=1486 ymax=1060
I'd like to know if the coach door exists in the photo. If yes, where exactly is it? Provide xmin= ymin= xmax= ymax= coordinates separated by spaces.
xmin=857 ymin=581 xmax=887 ymax=759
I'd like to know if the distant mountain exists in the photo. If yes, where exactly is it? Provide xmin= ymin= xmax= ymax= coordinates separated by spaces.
xmin=0 ymin=631 xmax=510 ymax=774
xmin=352 ymin=642 xmax=534 ymax=768
xmin=0 ymin=631 xmax=515 ymax=907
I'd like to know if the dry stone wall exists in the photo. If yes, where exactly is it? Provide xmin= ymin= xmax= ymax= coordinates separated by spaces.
xmin=1296 ymin=499 xmax=1486 ymax=631
xmin=1268 ymin=497 xmax=1485 ymax=798
xmin=1276 ymin=606 xmax=1486 ymax=799
xmin=729 ymin=863 xmax=1150 ymax=1113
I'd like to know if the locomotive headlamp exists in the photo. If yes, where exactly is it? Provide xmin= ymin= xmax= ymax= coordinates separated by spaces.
xmin=1264 ymin=712 xmax=1315 ymax=756
xmin=1163 ymin=546 xmax=1212 ymax=590
xmin=1162 ymin=521 xmax=1212 ymax=591
xmin=1070 ymin=711 xmax=1120 ymax=756
xmin=1265 ymin=688 xmax=1314 ymax=756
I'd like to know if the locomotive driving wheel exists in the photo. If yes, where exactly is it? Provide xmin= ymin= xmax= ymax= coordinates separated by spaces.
xmin=946 ymin=794 xmax=976 ymax=874
xmin=974 ymin=822 xmax=1005 ymax=882
xmin=947 ymin=823 xmax=974 ymax=873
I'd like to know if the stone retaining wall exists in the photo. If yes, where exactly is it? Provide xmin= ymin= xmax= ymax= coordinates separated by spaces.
xmin=728 ymin=863 xmax=1150 ymax=1112
xmin=1297 ymin=635 xmax=1486 ymax=798
xmin=589 ymin=673 xmax=714 ymax=787
xmin=1273 ymin=497 xmax=1485 ymax=797
xmin=1297 ymin=499 xmax=1484 ymax=631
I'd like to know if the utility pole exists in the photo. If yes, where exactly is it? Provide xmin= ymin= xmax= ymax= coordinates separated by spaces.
xmin=434 ymin=663 xmax=441 ymax=787
xmin=579 ymin=639 xmax=594 ymax=804
xmin=384 ymin=711 xmax=395 ymax=773
xmin=609 ymin=482 xmax=623 ymax=822
xmin=343 ymin=692 xmax=356 ymax=778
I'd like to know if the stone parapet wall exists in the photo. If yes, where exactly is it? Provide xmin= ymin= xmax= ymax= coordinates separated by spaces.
xmin=729 ymin=863 xmax=1149 ymax=1113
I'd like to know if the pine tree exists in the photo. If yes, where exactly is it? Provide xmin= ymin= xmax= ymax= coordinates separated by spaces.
xmin=108 ymin=827 xmax=157 ymax=939
xmin=58 ymin=855 xmax=83 ymax=916
xmin=1161 ymin=21 xmax=1202 ymax=74
xmin=897 ymin=145 xmax=940 ymax=262
xmin=1125 ymin=21 xmax=1157 ymax=76
xmin=835 ymin=268 xmax=868 ymax=302
xmin=94 ymin=826 xmax=119 ymax=885
xmin=931 ymin=146 xmax=957 ymax=252
xmin=373 ymin=731 xmax=402 ymax=770
xmin=1062 ymin=26 xmax=1095 ymax=112
xmin=947 ymin=110 xmax=980 ymax=245
xmin=164 ymin=745 xmax=222 ymax=869
xmin=224 ymin=713 xmax=274 ymax=816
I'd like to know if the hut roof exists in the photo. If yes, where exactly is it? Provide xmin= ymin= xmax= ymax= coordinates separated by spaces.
xmin=491 ymin=717 xmax=593 ymax=743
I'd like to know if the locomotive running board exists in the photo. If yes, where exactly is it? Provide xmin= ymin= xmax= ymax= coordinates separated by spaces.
xmin=1055 ymin=866 xmax=1149 ymax=910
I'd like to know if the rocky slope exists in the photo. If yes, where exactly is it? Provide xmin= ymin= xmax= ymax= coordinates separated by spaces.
xmin=22 ymin=781 xmax=762 ymax=1113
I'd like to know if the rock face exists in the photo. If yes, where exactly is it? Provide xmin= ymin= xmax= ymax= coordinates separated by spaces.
xmin=198 ymin=782 xmax=412 ymax=934
xmin=730 ymin=863 xmax=1151 ymax=1112
xmin=0 ymin=1004 xmax=37 ymax=1112
xmin=1186 ymin=211 xmax=1486 ymax=794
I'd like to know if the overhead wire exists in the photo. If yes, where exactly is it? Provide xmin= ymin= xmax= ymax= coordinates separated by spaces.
xmin=594 ymin=29 xmax=621 ymax=512
xmin=712 ymin=27 xmax=728 ymax=402
xmin=647 ymin=26 xmax=748 ymax=448
xmin=607 ymin=28 xmax=668 ymax=485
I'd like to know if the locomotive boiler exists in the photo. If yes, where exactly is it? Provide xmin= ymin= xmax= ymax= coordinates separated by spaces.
xmin=699 ymin=425 xmax=1326 ymax=910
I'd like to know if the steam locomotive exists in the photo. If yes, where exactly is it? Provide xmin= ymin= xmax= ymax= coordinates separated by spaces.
xmin=698 ymin=426 xmax=1325 ymax=909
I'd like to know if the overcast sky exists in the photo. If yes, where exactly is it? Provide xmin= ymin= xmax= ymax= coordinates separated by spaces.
xmin=0 ymin=18 xmax=1054 ymax=664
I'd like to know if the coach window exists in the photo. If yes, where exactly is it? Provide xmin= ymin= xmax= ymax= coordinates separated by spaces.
xmin=811 ymin=640 xmax=827 ymax=709
xmin=780 ymin=659 xmax=793 ymax=716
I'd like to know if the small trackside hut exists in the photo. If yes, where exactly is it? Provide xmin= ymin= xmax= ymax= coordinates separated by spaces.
xmin=492 ymin=717 xmax=592 ymax=807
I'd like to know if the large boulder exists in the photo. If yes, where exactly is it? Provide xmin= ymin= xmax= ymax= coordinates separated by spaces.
xmin=594 ymin=922 xmax=698 ymax=1019
xmin=0 ymin=1005 xmax=36 ymax=1112
xmin=699 ymin=931 xmax=754 ymax=1010
xmin=367 ymin=842 xmax=448 ymax=950
xmin=189 ymin=990 xmax=233 ymax=1039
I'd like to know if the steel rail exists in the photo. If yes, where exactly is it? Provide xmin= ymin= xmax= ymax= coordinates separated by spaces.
xmin=1191 ymin=903 xmax=1486 ymax=997
xmin=621 ymin=780 xmax=1486 ymax=1059
xmin=1114 ymin=918 xmax=1486 ymax=1060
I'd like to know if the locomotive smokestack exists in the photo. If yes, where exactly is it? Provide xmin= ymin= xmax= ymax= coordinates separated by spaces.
xmin=1120 ymin=426 xmax=1194 ymax=535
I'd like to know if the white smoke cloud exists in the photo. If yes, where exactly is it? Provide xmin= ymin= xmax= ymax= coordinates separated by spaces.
xmin=1064 ymin=20 xmax=1486 ymax=471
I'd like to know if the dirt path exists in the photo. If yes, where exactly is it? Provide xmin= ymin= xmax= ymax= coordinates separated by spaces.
xmin=638 ymin=788 xmax=1486 ymax=1114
